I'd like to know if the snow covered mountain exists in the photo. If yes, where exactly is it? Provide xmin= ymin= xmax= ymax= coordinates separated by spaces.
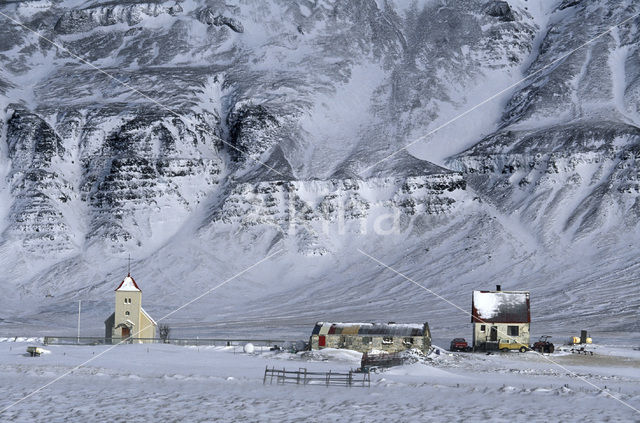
xmin=0 ymin=0 xmax=639 ymax=339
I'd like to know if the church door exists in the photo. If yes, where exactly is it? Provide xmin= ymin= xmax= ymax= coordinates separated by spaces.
xmin=122 ymin=327 xmax=130 ymax=338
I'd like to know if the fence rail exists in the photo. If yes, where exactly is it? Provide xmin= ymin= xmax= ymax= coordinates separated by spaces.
xmin=360 ymin=351 xmax=406 ymax=371
xmin=43 ymin=336 xmax=289 ymax=347
xmin=263 ymin=366 xmax=370 ymax=387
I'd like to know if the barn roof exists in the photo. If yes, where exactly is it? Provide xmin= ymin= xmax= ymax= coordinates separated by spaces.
xmin=312 ymin=322 xmax=427 ymax=337
xmin=471 ymin=290 xmax=530 ymax=323
xmin=115 ymin=274 xmax=141 ymax=292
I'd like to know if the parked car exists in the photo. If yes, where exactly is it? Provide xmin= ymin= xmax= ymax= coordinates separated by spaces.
xmin=498 ymin=339 xmax=529 ymax=353
xmin=450 ymin=338 xmax=471 ymax=352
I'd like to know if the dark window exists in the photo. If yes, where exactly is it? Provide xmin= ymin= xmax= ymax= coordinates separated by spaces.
xmin=507 ymin=326 xmax=519 ymax=336
xmin=403 ymin=337 xmax=414 ymax=345
xmin=480 ymin=325 xmax=486 ymax=332
xmin=382 ymin=337 xmax=393 ymax=344
xmin=362 ymin=336 xmax=372 ymax=344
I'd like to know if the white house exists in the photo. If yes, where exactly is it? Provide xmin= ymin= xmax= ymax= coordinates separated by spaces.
xmin=104 ymin=273 xmax=157 ymax=343
xmin=471 ymin=285 xmax=530 ymax=351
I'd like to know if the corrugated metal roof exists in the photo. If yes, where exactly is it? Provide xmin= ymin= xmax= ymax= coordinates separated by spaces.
xmin=318 ymin=324 xmax=331 ymax=335
xmin=341 ymin=325 xmax=359 ymax=335
xmin=311 ymin=324 xmax=321 ymax=335
xmin=471 ymin=291 xmax=530 ymax=323
xmin=313 ymin=322 xmax=427 ymax=336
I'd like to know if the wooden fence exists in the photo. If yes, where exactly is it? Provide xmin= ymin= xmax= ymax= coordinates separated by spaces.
xmin=263 ymin=366 xmax=370 ymax=387
xmin=360 ymin=351 xmax=406 ymax=372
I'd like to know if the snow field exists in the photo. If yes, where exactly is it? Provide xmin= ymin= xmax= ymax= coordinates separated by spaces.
xmin=0 ymin=342 xmax=639 ymax=422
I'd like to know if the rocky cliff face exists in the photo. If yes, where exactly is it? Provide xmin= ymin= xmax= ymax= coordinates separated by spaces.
xmin=1 ymin=107 xmax=224 ymax=257
xmin=1 ymin=0 xmax=533 ymax=258
xmin=214 ymin=172 xmax=466 ymax=254
xmin=4 ymin=110 xmax=74 ymax=254
xmin=0 ymin=0 xmax=639 ymax=334
xmin=448 ymin=0 xmax=640 ymax=246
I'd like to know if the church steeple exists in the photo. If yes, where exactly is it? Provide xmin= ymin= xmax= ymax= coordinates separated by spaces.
xmin=116 ymin=254 xmax=139 ymax=291
xmin=115 ymin=274 xmax=141 ymax=292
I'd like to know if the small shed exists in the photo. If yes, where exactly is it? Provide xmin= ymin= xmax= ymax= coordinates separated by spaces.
xmin=309 ymin=322 xmax=431 ymax=353
xmin=471 ymin=286 xmax=530 ymax=351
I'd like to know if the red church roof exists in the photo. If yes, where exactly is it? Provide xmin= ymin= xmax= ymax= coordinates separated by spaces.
xmin=115 ymin=274 xmax=141 ymax=292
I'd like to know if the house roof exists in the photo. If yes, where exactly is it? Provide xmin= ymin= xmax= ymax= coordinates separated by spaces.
xmin=115 ymin=274 xmax=141 ymax=292
xmin=312 ymin=322 xmax=428 ymax=337
xmin=471 ymin=290 xmax=530 ymax=323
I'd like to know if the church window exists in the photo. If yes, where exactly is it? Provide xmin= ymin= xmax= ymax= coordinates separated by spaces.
xmin=125 ymin=311 xmax=130 ymax=316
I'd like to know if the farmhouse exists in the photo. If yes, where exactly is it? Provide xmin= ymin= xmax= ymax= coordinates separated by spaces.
xmin=310 ymin=322 xmax=431 ymax=353
xmin=471 ymin=286 xmax=530 ymax=351
xmin=104 ymin=273 xmax=157 ymax=343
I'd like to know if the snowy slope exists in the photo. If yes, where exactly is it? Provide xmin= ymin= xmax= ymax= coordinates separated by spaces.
xmin=0 ymin=0 xmax=638 ymax=346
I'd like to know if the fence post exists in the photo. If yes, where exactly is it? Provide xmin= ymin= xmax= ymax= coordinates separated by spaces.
xmin=326 ymin=370 xmax=331 ymax=387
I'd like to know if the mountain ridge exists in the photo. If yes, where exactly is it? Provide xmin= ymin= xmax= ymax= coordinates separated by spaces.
xmin=0 ymin=0 xmax=639 ymax=338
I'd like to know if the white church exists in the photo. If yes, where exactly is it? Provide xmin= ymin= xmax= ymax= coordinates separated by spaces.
xmin=104 ymin=273 xmax=157 ymax=343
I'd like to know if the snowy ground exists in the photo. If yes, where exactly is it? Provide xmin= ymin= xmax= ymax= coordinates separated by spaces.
xmin=1 ymin=341 xmax=639 ymax=422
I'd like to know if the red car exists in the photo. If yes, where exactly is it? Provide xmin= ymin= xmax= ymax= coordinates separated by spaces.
xmin=450 ymin=338 xmax=471 ymax=352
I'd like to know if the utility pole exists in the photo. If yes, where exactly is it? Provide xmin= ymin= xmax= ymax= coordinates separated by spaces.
xmin=77 ymin=300 xmax=81 ymax=344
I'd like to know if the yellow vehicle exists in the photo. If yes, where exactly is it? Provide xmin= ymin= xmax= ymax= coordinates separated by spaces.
xmin=26 ymin=346 xmax=45 ymax=357
xmin=499 ymin=339 xmax=529 ymax=353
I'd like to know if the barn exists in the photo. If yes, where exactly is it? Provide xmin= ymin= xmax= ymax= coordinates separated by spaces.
xmin=309 ymin=322 xmax=431 ymax=353
xmin=471 ymin=286 xmax=530 ymax=351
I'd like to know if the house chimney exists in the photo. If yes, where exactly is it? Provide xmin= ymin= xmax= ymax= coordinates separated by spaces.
xmin=496 ymin=284 xmax=501 ymax=291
